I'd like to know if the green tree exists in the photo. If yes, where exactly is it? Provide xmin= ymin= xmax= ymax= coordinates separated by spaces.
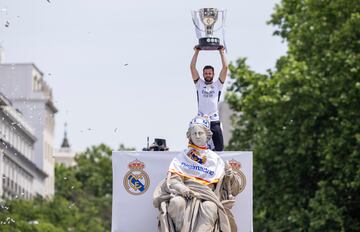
xmin=1 ymin=143 xmax=132 ymax=231
xmin=0 ymin=197 xmax=71 ymax=232
xmin=226 ymin=0 xmax=360 ymax=231
xmin=56 ymin=143 xmax=115 ymax=231
xmin=74 ymin=144 xmax=113 ymax=197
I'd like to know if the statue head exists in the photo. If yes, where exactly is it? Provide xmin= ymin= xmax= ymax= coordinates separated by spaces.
xmin=186 ymin=116 xmax=213 ymax=147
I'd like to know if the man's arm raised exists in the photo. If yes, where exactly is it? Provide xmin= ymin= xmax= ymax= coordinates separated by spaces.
xmin=219 ymin=47 xmax=228 ymax=84
xmin=190 ymin=47 xmax=201 ymax=83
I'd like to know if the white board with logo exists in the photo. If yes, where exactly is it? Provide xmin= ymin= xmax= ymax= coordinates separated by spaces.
xmin=111 ymin=151 xmax=253 ymax=232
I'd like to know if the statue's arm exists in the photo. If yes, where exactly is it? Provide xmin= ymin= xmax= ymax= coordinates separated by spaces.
xmin=168 ymin=174 xmax=194 ymax=198
xmin=224 ymin=163 xmax=243 ymax=197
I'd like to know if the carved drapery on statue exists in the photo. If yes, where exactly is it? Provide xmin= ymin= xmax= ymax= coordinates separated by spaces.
xmin=153 ymin=116 xmax=244 ymax=232
xmin=153 ymin=160 xmax=243 ymax=232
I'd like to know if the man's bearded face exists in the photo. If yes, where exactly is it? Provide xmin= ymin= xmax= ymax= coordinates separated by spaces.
xmin=203 ymin=69 xmax=214 ymax=83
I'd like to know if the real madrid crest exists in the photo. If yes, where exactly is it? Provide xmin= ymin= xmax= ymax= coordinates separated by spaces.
xmin=187 ymin=148 xmax=207 ymax=164
xmin=228 ymin=159 xmax=247 ymax=193
xmin=123 ymin=159 xmax=150 ymax=195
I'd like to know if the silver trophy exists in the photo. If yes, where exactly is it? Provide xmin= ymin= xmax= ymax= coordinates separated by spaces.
xmin=192 ymin=8 xmax=226 ymax=50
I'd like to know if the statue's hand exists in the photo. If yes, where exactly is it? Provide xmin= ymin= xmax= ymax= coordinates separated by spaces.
xmin=226 ymin=168 xmax=235 ymax=177
xmin=225 ymin=162 xmax=235 ymax=176
xmin=180 ymin=187 xmax=195 ymax=199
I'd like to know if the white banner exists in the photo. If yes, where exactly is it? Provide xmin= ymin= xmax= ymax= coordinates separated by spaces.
xmin=111 ymin=151 xmax=253 ymax=232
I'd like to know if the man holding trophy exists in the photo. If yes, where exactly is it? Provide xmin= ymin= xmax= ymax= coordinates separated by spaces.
xmin=190 ymin=8 xmax=228 ymax=151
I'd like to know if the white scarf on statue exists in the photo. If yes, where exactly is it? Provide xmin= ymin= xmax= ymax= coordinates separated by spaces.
xmin=169 ymin=144 xmax=225 ymax=185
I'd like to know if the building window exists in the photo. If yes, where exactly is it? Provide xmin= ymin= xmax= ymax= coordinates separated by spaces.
xmin=33 ymin=76 xmax=43 ymax=92
xmin=2 ymin=156 xmax=34 ymax=200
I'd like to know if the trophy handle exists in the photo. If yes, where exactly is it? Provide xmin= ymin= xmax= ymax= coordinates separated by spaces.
xmin=191 ymin=11 xmax=205 ymax=33
xmin=212 ymin=24 xmax=225 ymax=32
xmin=212 ymin=10 xmax=226 ymax=32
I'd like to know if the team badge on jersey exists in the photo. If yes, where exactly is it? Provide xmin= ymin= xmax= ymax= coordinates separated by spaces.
xmin=123 ymin=159 xmax=150 ymax=195
xmin=187 ymin=148 xmax=207 ymax=164
xmin=228 ymin=159 xmax=247 ymax=194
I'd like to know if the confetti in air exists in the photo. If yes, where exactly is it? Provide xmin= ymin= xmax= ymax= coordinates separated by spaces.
xmin=0 ymin=8 xmax=7 ymax=14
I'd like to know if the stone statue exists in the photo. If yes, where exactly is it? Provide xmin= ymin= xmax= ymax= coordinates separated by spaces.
xmin=153 ymin=116 xmax=243 ymax=232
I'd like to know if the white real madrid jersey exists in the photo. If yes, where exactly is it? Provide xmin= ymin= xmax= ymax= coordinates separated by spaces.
xmin=195 ymin=78 xmax=223 ymax=121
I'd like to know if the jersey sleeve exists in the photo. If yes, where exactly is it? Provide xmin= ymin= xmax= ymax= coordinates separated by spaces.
xmin=215 ymin=78 xmax=224 ymax=89
xmin=195 ymin=78 xmax=204 ymax=88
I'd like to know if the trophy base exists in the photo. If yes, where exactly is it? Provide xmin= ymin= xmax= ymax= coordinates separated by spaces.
xmin=195 ymin=37 xmax=224 ymax=50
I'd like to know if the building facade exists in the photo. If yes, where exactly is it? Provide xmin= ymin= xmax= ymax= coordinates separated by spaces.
xmin=0 ymin=93 xmax=47 ymax=199
xmin=0 ymin=63 xmax=57 ymax=197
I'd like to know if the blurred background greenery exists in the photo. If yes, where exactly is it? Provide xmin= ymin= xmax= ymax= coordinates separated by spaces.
xmin=226 ymin=0 xmax=360 ymax=231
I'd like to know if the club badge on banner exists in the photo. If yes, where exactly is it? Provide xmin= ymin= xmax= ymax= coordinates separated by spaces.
xmin=123 ymin=159 xmax=150 ymax=195
xmin=112 ymin=151 xmax=253 ymax=232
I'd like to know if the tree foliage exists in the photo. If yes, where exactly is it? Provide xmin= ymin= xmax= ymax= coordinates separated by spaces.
xmin=226 ymin=0 xmax=360 ymax=231
xmin=0 ymin=143 xmax=133 ymax=231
